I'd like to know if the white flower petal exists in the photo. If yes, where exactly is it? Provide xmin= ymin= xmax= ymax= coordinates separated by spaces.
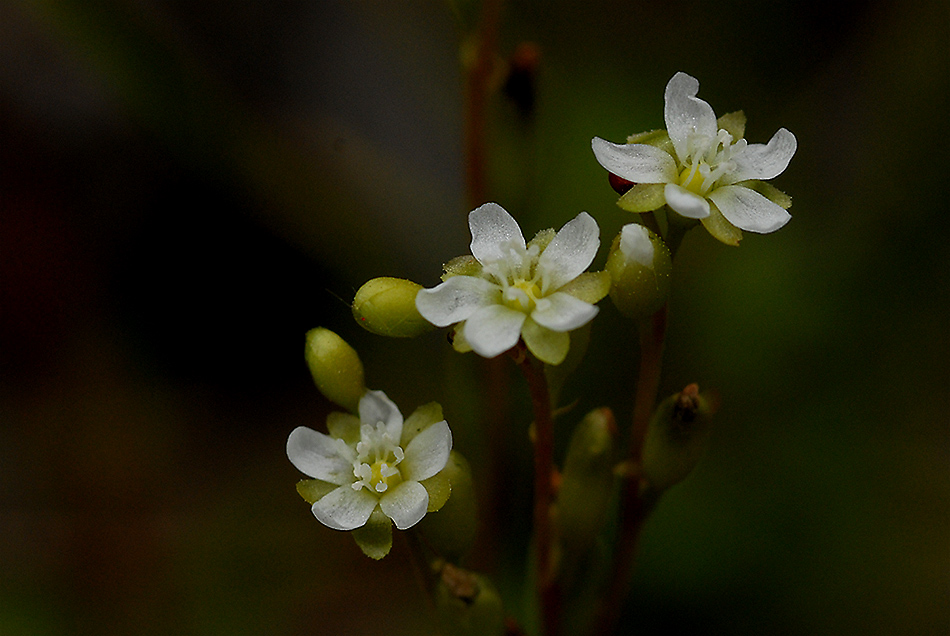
xmin=620 ymin=223 xmax=655 ymax=267
xmin=537 ymin=212 xmax=600 ymax=294
xmin=664 ymin=72 xmax=717 ymax=164
xmin=379 ymin=480 xmax=429 ymax=529
xmin=726 ymin=128 xmax=797 ymax=183
xmin=591 ymin=138 xmax=677 ymax=184
xmin=286 ymin=426 xmax=353 ymax=484
xmin=531 ymin=292 xmax=599 ymax=332
xmin=664 ymin=183 xmax=711 ymax=219
xmin=469 ymin=202 xmax=525 ymax=264
xmin=708 ymin=185 xmax=791 ymax=233
xmin=311 ymin=486 xmax=378 ymax=530
xmin=416 ymin=276 xmax=499 ymax=327
xmin=359 ymin=390 xmax=403 ymax=440
xmin=401 ymin=420 xmax=452 ymax=482
xmin=463 ymin=304 xmax=527 ymax=358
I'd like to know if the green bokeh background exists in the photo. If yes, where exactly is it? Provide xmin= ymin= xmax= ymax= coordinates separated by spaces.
xmin=1 ymin=1 xmax=947 ymax=634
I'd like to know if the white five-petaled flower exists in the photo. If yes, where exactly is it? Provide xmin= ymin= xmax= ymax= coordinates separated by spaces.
xmin=592 ymin=72 xmax=797 ymax=241
xmin=287 ymin=390 xmax=452 ymax=531
xmin=415 ymin=203 xmax=607 ymax=366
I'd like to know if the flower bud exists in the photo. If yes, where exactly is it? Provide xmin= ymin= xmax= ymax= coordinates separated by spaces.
xmin=352 ymin=277 xmax=434 ymax=338
xmin=556 ymin=408 xmax=617 ymax=550
xmin=416 ymin=451 xmax=477 ymax=562
xmin=434 ymin=565 xmax=505 ymax=636
xmin=641 ymin=384 xmax=715 ymax=492
xmin=606 ymin=223 xmax=672 ymax=321
xmin=304 ymin=327 xmax=365 ymax=412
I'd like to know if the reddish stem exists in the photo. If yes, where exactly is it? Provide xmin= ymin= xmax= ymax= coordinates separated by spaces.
xmin=514 ymin=348 xmax=559 ymax=636
xmin=593 ymin=303 xmax=668 ymax=635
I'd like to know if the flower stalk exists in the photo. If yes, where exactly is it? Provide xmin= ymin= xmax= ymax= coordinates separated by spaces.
xmin=593 ymin=303 xmax=668 ymax=636
xmin=512 ymin=345 xmax=560 ymax=636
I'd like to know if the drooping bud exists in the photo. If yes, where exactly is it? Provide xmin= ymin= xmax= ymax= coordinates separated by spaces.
xmin=641 ymin=384 xmax=715 ymax=492
xmin=434 ymin=564 xmax=506 ymax=636
xmin=556 ymin=408 xmax=618 ymax=550
xmin=304 ymin=327 xmax=365 ymax=412
xmin=606 ymin=223 xmax=672 ymax=321
xmin=416 ymin=451 xmax=477 ymax=562
xmin=352 ymin=277 xmax=435 ymax=338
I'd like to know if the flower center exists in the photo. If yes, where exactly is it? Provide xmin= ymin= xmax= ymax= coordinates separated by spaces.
xmin=352 ymin=422 xmax=405 ymax=494
xmin=503 ymin=279 xmax=543 ymax=312
xmin=679 ymin=128 xmax=746 ymax=196
xmin=482 ymin=239 xmax=546 ymax=314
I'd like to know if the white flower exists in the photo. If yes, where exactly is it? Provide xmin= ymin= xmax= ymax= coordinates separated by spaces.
xmin=286 ymin=390 xmax=452 ymax=531
xmin=415 ymin=203 xmax=608 ymax=365
xmin=592 ymin=72 xmax=797 ymax=240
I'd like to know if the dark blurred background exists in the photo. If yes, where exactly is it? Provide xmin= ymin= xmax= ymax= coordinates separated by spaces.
xmin=1 ymin=0 xmax=947 ymax=634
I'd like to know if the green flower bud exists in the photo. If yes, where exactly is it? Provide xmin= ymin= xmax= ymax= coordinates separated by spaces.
xmin=556 ymin=408 xmax=617 ymax=550
xmin=641 ymin=384 xmax=715 ymax=492
xmin=434 ymin=564 xmax=505 ymax=636
xmin=606 ymin=223 xmax=672 ymax=321
xmin=352 ymin=277 xmax=435 ymax=338
xmin=416 ymin=451 xmax=477 ymax=562
xmin=304 ymin=328 xmax=365 ymax=412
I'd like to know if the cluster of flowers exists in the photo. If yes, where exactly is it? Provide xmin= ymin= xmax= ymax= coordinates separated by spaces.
xmin=288 ymin=72 xmax=795 ymax=551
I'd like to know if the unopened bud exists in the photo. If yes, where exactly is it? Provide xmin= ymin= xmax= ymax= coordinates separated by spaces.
xmin=352 ymin=277 xmax=434 ymax=338
xmin=606 ymin=224 xmax=672 ymax=321
xmin=304 ymin=327 xmax=365 ymax=412
xmin=434 ymin=565 xmax=505 ymax=636
xmin=556 ymin=408 xmax=617 ymax=549
xmin=641 ymin=384 xmax=715 ymax=492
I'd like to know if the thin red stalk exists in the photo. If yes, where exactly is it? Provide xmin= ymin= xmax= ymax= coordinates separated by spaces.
xmin=593 ymin=304 xmax=668 ymax=635
xmin=464 ymin=0 xmax=503 ymax=208
xmin=515 ymin=350 xmax=559 ymax=636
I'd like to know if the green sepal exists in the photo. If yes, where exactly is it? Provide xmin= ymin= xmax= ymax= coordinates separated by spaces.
xmin=701 ymin=203 xmax=743 ymax=247
xmin=304 ymin=328 xmax=365 ymax=413
xmin=522 ymin=318 xmax=570 ymax=366
xmin=627 ymin=128 xmax=674 ymax=156
xmin=556 ymin=408 xmax=618 ymax=550
xmin=443 ymin=255 xmax=482 ymax=279
xmin=352 ymin=277 xmax=435 ymax=338
xmin=296 ymin=479 xmax=338 ymax=505
xmin=401 ymin=402 xmax=445 ymax=446
xmin=326 ymin=412 xmax=361 ymax=445
xmin=641 ymin=384 xmax=715 ymax=492
xmin=352 ymin=507 xmax=393 ymax=560
xmin=420 ymin=470 xmax=452 ymax=512
xmin=434 ymin=566 xmax=505 ymax=636
xmin=416 ymin=451 xmax=477 ymax=562
xmin=717 ymin=110 xmax=746 ymax=140
xmin=528 ymin=227 xmax=556 ymax=252
xmin=618 ymin=183 xmax=667 ymax=213
xmin=740 ymin=179 xmax=792 ymax=209
xmin=558 ymin=270 xmax=611 ymax=305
